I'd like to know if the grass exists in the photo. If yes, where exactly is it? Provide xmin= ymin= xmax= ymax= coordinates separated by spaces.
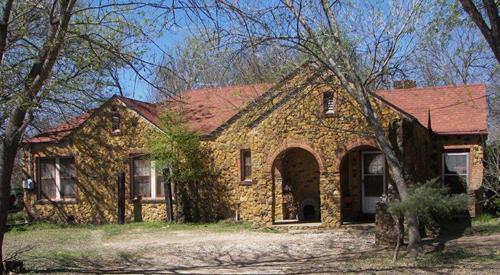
xmin=6 ymin=211 xmax=25 ymax=225
xmin=466 ymin=213 xmax=500 ymax=235
xmin=8 ymin=219 xmax=255 ymax=236
xmin=4 ymin=219 xmax=260 ymax=272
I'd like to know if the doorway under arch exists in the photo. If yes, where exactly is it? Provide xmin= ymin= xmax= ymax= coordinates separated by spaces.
xmin=340 ymin=145 xmax=387 ymax=224
xmin=272 ymin=147 xmax=321 ymax=223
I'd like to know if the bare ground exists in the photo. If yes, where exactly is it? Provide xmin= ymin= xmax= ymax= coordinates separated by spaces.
xmin=4 ymin=225 xmax=500 ymax=274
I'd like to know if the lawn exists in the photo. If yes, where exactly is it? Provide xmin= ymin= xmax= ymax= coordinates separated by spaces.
xmin=3 ymin=214 xmax=500 ymax=274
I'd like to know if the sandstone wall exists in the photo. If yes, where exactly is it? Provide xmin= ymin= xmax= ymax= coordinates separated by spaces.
xmin=24 ymin=98 xmax=168 ymax=223
xmin=204 ymin=74 xmax=402 ymax=227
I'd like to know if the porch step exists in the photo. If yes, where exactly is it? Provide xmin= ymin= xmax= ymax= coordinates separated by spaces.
xmin=341 ymin=223 xmax=375 ymax=231
xmin=271 ymin=222 xmax=325 ymax=232
xmin=270 ymin=222 xmax=375 ymax=233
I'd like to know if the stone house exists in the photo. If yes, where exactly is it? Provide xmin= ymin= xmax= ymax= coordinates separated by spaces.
xmin=23 ymin=65 xmax=488 ymax=227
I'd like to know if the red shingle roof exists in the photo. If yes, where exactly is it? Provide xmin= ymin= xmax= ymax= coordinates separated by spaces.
xmin=26 ymin=111 xmax=93 ymax=143
xmin=376 ymin=84 xmax=488 ymax=135
xmin=26 ymin=83 xmax=488 ymax=144
xmin=25 ymin=96 xmax=160 ymax=144
xmin=168 ymin=84 xmax=271 ymax=134
xmin=117 ymin=96 xmax=160 ymax=127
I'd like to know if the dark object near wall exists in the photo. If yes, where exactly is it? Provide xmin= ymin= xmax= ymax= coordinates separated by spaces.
xmin=117 ymin=172 xmax=126 ymax=224
xmin=4 ymin=260 xmax=24 ymax=273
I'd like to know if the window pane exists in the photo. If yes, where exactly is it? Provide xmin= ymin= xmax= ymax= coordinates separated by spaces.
xmin=133 ymin=158 xmax=151 ymax=197
xmin=444 ymin=154 xmax=468 ymax=174
xmin=39 ymin=159 xmax=57 ymax=199
xmin=59 ymin=158 xmax=77 ymax=198
xmin=134 ymin=176 xmax=151 ymax=197
xmin=364 ymin=153 xmax=384 ymax=175
xmin=364 ymin=175 xmax=384 ymax=197
xmin=156 ymin=166 xmax=167 ymax=197
xmin=444 ymin=175 xmax=467 ymax=194
xmin=242 ymin=151 xmax=251 ymax=180
xmin=60 ymin=179 xmax=77 ymax=197
xmin=134 ymin=159 xmax=150 ymax=176
xmin=112 ymin=115 xmax=120 ymax=131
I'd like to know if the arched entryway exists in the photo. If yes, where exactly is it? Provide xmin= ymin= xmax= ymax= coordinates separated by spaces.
xmin=340 ymin=145 xmax=387 ymax=224
xmin=272 ymin=147 xmax=321 ymax=223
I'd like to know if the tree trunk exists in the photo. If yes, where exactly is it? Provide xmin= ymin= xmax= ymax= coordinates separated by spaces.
xmin=0 ymin=230 xmax=4 ymax=272
xmin=0 ymin=136 xmax=20 ymax=272
xmin=163 ymin=168 xmax=174 ymax=222
xmin=356 ymin=91 xmax=422 ymax=256
xmin=459 ymin=0 xmax=500 ymax=64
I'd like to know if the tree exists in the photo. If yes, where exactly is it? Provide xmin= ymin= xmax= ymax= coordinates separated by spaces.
xmin=459 ymin=0 xmax=500 ymax=64
xmin=146 ymin=110 xmax=210 ymax=222
xmin=0 ymin=0 xmax=175 ymax=270
xmin=483 ymin=142 xmax=500 ymax=213
xmin=410 ymin=0 xmax=497 ymax=86
xmin=388 ymin=180 xmax=469 ymax=260
xmin=153 ymin=31 xmax=302 ymax=100
xmin=185 ymin=0 xmax=426 ymax=256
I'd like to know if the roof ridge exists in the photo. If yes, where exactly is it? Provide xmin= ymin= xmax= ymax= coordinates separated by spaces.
xmin=376 ymin=83 xmax=486 ymax=93
xmin=116 ymin=95 xmax=157 ymax=106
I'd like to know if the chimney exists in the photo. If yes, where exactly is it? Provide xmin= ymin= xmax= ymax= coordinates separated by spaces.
xmin=393 ymin=80 xmax=416 ymax=89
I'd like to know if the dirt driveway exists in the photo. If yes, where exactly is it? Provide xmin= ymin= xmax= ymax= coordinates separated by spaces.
xmin=5 ymin=224 xmax=500 ymax=274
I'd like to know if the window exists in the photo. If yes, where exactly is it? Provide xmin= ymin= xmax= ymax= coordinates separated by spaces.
xmin=323 ymin=92 xmax=336 ymax=115
xmin=38 ymin=157 xmax=77 ymax=200
xmin=112 ymin=113 xmax=121 ymax=133
xmin=240 ymin=150 xmax=252 ymax=182
xmin=132 ymin=157 xmax=167 ymax=199
xmin=442 ymin=152 xmax=468 ymax=194
xmin=362 ymin=152 xmax=385 ymax=197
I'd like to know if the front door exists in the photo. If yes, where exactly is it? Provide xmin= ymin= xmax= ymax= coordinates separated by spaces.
xmin=362 ymin=152 xmax=386 ymax=214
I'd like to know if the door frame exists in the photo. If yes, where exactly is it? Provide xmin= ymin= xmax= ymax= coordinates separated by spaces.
xmin=361 ymin=151 xmax=386 ymax=214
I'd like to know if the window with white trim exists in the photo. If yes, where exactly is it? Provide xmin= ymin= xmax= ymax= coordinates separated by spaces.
xmin=442 ymin=152 xmax=468 ymax=194
xmin=38 ymin=157 xmax=77 ymax=200
xmin=132 ymin=157 xmax=167 ymax=199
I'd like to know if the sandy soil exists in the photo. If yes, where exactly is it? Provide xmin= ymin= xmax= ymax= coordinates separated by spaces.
xmin=5 ymin=227 xmax=500 ymax=274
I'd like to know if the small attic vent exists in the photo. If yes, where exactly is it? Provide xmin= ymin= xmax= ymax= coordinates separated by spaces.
xmin=112 ymin=113 xmax=121 ymax=133
xmin=323 ymin=92 xmax=336 ymax=115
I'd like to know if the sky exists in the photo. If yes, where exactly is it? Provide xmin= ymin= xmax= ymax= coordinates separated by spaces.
xmin=118 ymin=29 xmax=183 ymax=102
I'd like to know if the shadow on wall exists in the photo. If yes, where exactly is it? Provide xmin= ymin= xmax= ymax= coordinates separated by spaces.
xmin=175 ymin=148 xmax=232 ymax=223
xmin=26 ymin=102 xmax=231 ymax=224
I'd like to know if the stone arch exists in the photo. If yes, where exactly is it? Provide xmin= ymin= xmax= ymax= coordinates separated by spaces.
xmin=337 ymin=138 xmax=384 ymax=223
xmin=333 ymin=137 xmax=380 ymax=171
xmin=266 ymin=141 xmax=327 ymax=174
xmin=269 ymin=145 xmax=322 ymax=223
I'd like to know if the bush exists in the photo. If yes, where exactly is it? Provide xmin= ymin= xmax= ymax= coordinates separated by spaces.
xmin=388 ymin=179 xmax=469 ymax=233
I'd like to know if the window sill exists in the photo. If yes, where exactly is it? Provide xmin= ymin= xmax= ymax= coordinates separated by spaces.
xmin=241 ymin=179 xmax=253 ymax=186
xmin=35 ymin=199 xmax=78 ymax=205
xmin=130 ymin=198 xmax=174 ymax=204
xmin=321 ymin=113 xmax=335 ymax=118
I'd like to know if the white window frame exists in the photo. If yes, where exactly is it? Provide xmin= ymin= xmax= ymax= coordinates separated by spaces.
xmin=441 ymin=152 xmax=469 ymax=190
xmin=39 ymin=157 xmax=76 ymax=201
xmin=132 ymin=158 xmax=165 ymax=200
xmin=361 ymin=151 xmax=386 ymax=213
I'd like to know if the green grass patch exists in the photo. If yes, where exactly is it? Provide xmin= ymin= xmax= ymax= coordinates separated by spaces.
xmin=467 ymin=214 xmax=500 ymax=235
xmin=416 ymin=248 xmax=500 ymax=266
xmin=7 ymin=211 xmax=25 ymax=224
xmin=7 ymin=219 xmax=257 ymax=237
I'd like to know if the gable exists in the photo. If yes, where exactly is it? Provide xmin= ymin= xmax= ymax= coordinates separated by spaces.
xmin=25 ymin=96 xmax=160 ymax=144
